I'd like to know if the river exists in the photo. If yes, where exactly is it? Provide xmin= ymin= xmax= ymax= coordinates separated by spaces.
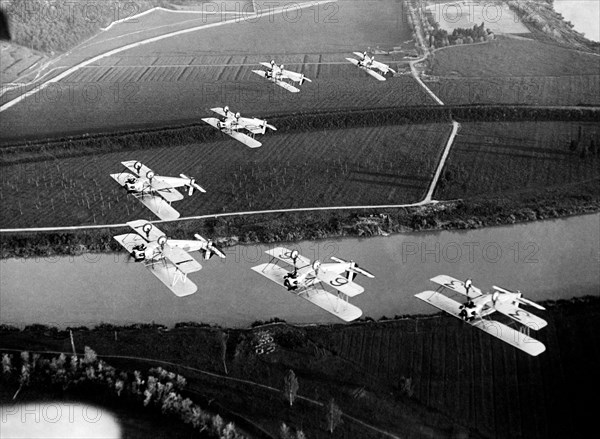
xmin=553 ymin=0 xmax=600 ymax=42
xmin=1 ymin=214 xmax=598 ymax=328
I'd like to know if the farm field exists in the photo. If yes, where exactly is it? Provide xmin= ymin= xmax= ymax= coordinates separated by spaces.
xmin=304 ymin=297 xmax=600 ymax=439
xmin=433 ymin=121 xmax=600 ymax=200
xmin=0 ymin=0 xmax=426 ymax=142
xmin=0 ymin=123 xmax=450 ymax=228
xmin=427 ymin=37 xmax=600 ymax=105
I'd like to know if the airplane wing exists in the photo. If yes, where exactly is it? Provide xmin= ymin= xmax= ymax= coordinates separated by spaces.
xmin=122 ymin=160 xmax=151 ymax=178
xmin=163 ymin=245 xmax=202 ymax=274
xmin=430 ymin=275 xmax=483 ymax=298
xmin=274 ymin=79 xmax=300 ymax=93
xmin=228 ymin=130 xmax=262 ymax=148
xmin=281 ymin=69 xmax=312 ymax=83
xmin=110 ymin=174 xmax=181 ymax=220
xmin=252 ymin=70 xmax=300 ymax=92
xmin=316 ymin=269 xmax=364 ymax=297
xmin=372 ymin=60 xmax=396 ymax=74
xmin=209 ymin=107 xmax=227 ymax=117
xmin=127 ymin=219 xmax=166 ymax=242
xmin=493 ymin=302 xmax=548 ymax=330
xmin=415 ymin=291 xmax=546 ymax=356
xmin=259 ymin=62 xmax=273 ymax=69
xmin=346 ymin=58 xmax=386 ymax=81
xmin=251 ymin=263 xmax=362 ymax=322
xmin=113 ymin=232 xmax=147 ymax=253
xmin=202 ymin=117 xmax=261 ymax=147
xmin=352 ymin=51 xmax=365 ymax=59
xmin=265 ymin=247 xmax=312 ymax=267
xmin=363 ymin=67 xmax=386 ymax=81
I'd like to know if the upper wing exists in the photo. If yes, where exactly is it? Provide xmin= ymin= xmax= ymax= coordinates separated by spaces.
xmin=111 ymin=174 xmax=180 ymax=220
xmin=281 ymin=69 xmax=311 ymax=83
xmin=163 ymin=245 xmax=202 ymax=274
xmin=122 ymin=160 xmax=151 ymax=178
xmin=346 ymin=58 xmax=386 ymax=81
xmin=113 ymin=232 xmax=147 ymax=253
xmin=493 ymin=302 xmax=548 ymax=330
xmin=202 ymin=117 xmax=221 ymax=130
xmin=209 ymin=107 xmax=227 ymax=117
xmin=127 ymin=220 xmax=166 ymax=242
xmin=430 ymin=275 xmax=483 ymax=298
xmin=150 ymin=176 xmax=188 ymax=191
xmin=415 ymin=291 xmax=546 ymax=356
xmin=352 ymin=52 xmax=365 ymax=59
xmin=317 ymin=269 xmax=364 ymax=297
xmin=265 ymin=247 xmax=312 ymax=267
xmin=252 ymin=69 xmax=269 ymax=79
xmin=259 ymin=62 xmax=273 ymax=69
xmin=202 ymin=117 xmax=261 ymax=147
xmin=372 ymin=60 xmax=396 ymax=74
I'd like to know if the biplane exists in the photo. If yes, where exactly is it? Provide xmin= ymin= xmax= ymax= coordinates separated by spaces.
xmin=114 ymin=220 xmax=225 ymax=296
xmin=415 ymin=275 xmax=548 ymax=356
xmin=251 ymin=247 xmax=374 ymax=322
xmin=346 ymin=51 xmax=396 ymax=81
xmin=201 ymin=106 xmax=277 ymax=148
xmin=252 ymin=60 xmax=312 ymax=93
xmin=111 ymin=161 xmax=205 ymax=220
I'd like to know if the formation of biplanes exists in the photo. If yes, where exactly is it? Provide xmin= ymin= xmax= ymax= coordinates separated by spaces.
xmin=104 ymin=53 xmax=550 ymax=355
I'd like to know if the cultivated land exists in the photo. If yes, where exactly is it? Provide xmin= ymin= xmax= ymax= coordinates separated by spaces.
xmin=434 ymin=121 xmax=600 ymax=199
xmin=1 ymin=296 xmax=598 ymax=438
xmin=427 ymin=36 xmax=600 ymax=106
xmin=1 ymin=0 xmax=425 ymax=141
xmin=0 ymin=123 xmax=450 ymax=228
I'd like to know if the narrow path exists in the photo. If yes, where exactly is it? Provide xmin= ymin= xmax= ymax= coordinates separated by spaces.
xmin=0 ymin=347 xmax=401 ymax=439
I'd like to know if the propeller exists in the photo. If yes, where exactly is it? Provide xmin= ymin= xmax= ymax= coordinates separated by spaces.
xmin=312 ymin=260 xmax=321 ymax=273
xmin=142 ymin=222 xmax=153 ymax=238
xmin=180 ymin=174 xmax=206 ymax=196
xmin=493 ymin=285 xmax=546 ymax=310
xmin=194 ymin=234 xmax=226 ymax=259
xmin=330 ymin=256 xmax=375 ymax=278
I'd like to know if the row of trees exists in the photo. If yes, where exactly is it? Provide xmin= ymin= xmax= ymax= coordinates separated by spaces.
xmin=2 ymin=0 xmax=168 ymax=53
xmin=1 ymin=347 xmax=246 ymax=438
xmin=425 ymin=14 xmax=493 ymax=48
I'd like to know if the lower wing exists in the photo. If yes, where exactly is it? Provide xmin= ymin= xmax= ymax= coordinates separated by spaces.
xmin=494 ymin=302 xmax=548 ymax=330
xmin=318 ymin=270 xmax=364 ymax=297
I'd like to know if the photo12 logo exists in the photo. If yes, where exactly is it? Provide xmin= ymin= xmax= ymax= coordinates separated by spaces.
xmin=401 ymin=240 xmax=540 ymax=264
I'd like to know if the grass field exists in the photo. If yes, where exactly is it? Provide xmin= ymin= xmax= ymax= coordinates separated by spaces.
xmin=434 ymin=121 xmax=600 ymax=200
xmin=0 ymin=123 xmax=450 ymax=228
xmin=428 ymin=37 xmax=600 ymax=105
